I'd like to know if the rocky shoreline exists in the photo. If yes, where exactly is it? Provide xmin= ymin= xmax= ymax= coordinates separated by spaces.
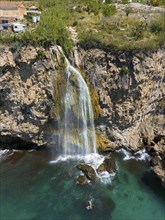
xmin=0 ymin=45 xmax=164 ymax=187
xmin=78 ymin=47 xmax=165 ymax=187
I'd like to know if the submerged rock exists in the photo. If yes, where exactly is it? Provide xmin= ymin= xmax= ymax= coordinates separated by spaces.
xmin=85 ymin=198 xmax=94 ymax=210
xmin=76 ymin=163 xmax=98 ymax=182
xmin=67 ymin=170 xmax=73 ymax=177
xmin=76 ymin=175 xmax=89 ymax=185
xmin=97 ymin=157 xmax=116 ymax=174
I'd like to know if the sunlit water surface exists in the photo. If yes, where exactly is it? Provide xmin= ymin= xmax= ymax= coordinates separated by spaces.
xmin=0 ymin=148 xmax=165 ymax=220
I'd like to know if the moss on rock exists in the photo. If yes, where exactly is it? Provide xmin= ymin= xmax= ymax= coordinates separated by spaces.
xmin=96 ymin=131 xmax=115 ymax=152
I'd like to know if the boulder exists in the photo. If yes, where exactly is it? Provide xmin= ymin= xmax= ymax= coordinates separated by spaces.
xmin=76 ymin=163 xmax=98 ymax=182
xmin=76 ymin=175 xmax=88 ymax=185
xmin=97 ymin=157 xmax=116 ymax=174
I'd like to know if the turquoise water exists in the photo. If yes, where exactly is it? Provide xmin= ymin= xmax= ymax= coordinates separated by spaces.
xmin=0 ymin=149 xmax=164 ymax=220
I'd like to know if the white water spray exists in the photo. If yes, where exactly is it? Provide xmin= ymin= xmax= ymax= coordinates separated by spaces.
xmin=56 ymin=46 xmax=96 ymax=155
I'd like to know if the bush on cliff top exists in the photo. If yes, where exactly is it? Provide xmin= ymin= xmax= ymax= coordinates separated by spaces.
xmin=78 ymin=12 xmax=165 ymax=51
xmin=0 ymin=0 xmax=73 ymax=53
xmin=0 ymin=0 xmax=164 ymax=52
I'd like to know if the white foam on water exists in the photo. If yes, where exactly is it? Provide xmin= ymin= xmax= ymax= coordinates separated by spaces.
xmin=98 ymin=171 xmax=116 ymax=185
xmin=0 ymin=149 xmax=12 ymax=161
xmin=49 ymin=155 xmax=80 ymax=163
xmin=117 ymin=149 xmax=135 ymax=161
xmin=50 ymin=153 xmax=104 ymax=166
xmin=134 ymin=149 xmax=151 ymax=161
xmin=0 ymin=149 xmax=25 ymax=162
xmin=50 ymin=153 xmax=116 ymax=185
xmin=117 ymin=148 xmax=151 ymax=161
xmin=86 ymin=198 xmax=94 ymax=210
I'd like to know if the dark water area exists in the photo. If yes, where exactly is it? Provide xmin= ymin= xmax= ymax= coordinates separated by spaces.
xmin=0 ymin=149 xmax=165 ymax=220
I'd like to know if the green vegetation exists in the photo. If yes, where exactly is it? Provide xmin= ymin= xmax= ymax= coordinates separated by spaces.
xmin=0 ymin=0 xmax=74 ymax=53
xmin=36 ymin=50 xmax=46 ymax=60
xmin=52 ymin=51 xmax=67 ymax=119
xmin=150 ymin=0 xmax=165 ymax=6
xmin=124 ymin=5 xmax=133 ymax=16
xmin=80 ymin=70 xmax=104 ymax=119
xmin=96 ymin=131 xmax=115 ymax=152
xmin=120 ymin=65 xmax=129 ymax=75
xmin=77 ymin=6 xmax=165 ymax=51
xmin=0 ymin=0 xmax=164 ymax=52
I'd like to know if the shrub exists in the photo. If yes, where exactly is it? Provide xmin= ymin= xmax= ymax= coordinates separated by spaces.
xmin=124 ymin=6 xmax=133 ymax=16
xmin=150 ymin=0 xmax=165 ymax=6
xmin=36 ymin=50 xmax=46 ymax=60
xmin=150 ymin=16 xmax=164 ymax=33
xmin=120 ymin=65 xmax=129 ymax=75
xmin=102 ymin=4 xmax=116 ymax=17
xmin=87 ymin=2 xmax=102 ymax=15
xmin=79 ymin=30 xmax=101 ymax=49
xmin=121 ymin=0 xmax=129 ymax=4
xmin=10 ymin=41 xmax=22 ymax=53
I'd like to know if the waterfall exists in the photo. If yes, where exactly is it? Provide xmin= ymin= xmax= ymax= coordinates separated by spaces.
xmin=55 ymin=46 xmax=96 ymax=156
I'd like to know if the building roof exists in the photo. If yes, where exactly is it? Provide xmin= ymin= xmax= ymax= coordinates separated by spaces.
xmin=0 ymin=1 xmax=25 ymax=10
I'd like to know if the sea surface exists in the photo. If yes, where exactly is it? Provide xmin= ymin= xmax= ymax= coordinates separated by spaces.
xmin=0 ymin=148 xmax=165 ymax=220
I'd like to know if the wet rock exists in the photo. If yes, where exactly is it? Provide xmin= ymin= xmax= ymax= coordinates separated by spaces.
xmin=151 ymin=150 xmax=165 ymax=188
xmin=147 ymin=137 xmax=165 ymax=188
xmin=76 ymin=163 xmax=98 ymax=182
xmin=85 ymin=198 xmax=94 ymax=210
xmin=151 ymin=156 xmax=161 ymax=167
xmin=97 ymin=157 xmax=116 ymax=174
xmin=67 ymin=170 xmax=73 ymax=177
xmin=153 ymin=165 xmax=165 ymax=188
xmin=76 ymin=175 xmax=88 ymax=185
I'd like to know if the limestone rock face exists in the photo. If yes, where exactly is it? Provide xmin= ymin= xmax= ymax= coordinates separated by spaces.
xmin=0 ymin=46 xmax=55 ymax=147
xmin=79 ymin=47 xmax=165 ymax=186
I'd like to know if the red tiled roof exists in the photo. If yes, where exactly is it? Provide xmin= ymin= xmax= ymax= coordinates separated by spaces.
xmin=0 ymin=1 xmax=25 ymax=10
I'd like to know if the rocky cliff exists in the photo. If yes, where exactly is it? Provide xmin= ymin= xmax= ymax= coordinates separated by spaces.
xmin=78 ymin=47 xmax=165 ymax=186
xmin=0 ymin=46 xmax=55 ymax=147
xmin=0 ymin=45 xmax=164 ymax=186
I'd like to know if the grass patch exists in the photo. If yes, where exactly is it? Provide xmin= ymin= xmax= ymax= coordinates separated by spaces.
xmin=0 ymin=0 xmax=164 ymax=52
xmin=78 ymin=12 xmax=165 ymax=51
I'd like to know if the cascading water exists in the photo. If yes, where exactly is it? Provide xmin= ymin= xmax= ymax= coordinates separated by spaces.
xmin=56 ymin=46 xmax=96 ymax=156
